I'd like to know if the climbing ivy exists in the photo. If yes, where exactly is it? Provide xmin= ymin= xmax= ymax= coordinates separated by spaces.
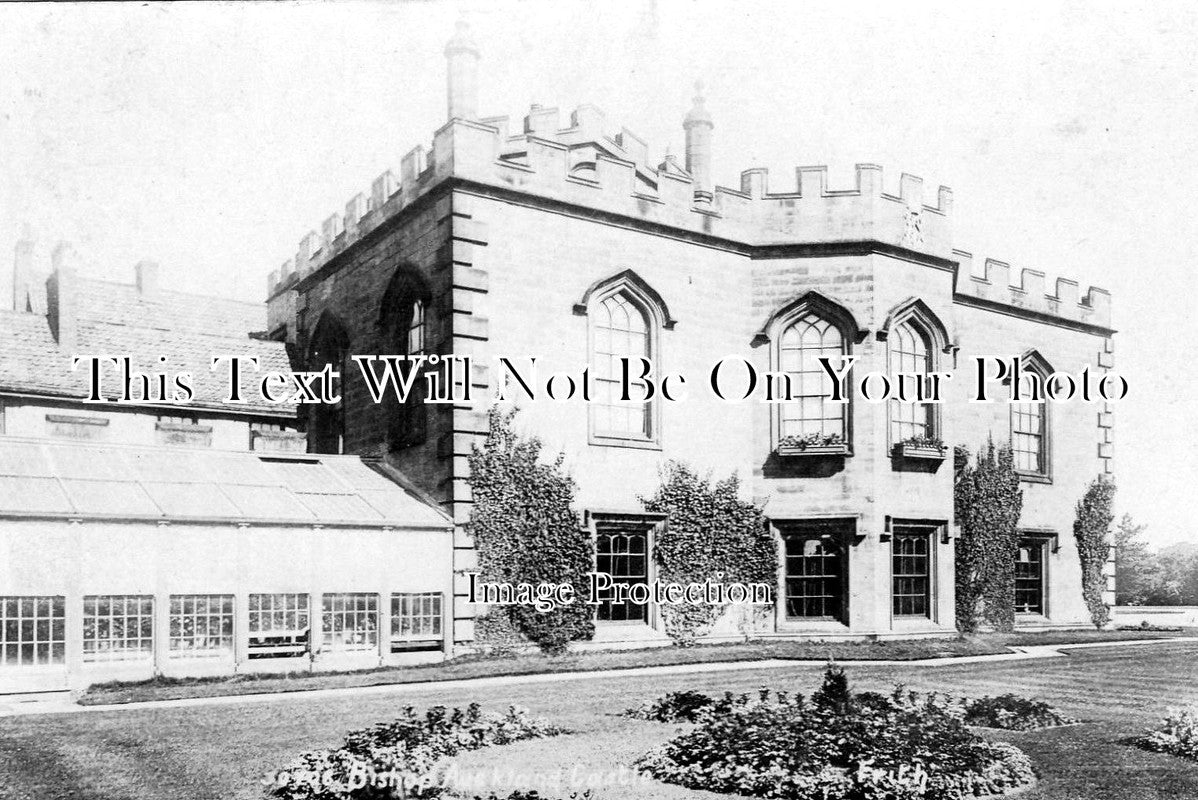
xmin=953 ymin=439 xmax=1023 ymax=633
xmin=1074 ymin=474 xmax=1116 ymax=629
xmin=641 ymin=462 xmax=777 ymax=645
xmin=467 ymin=406 xmax=594 ymax=654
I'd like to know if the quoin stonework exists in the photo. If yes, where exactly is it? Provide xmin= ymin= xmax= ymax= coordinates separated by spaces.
xmin=0 ymin=21 xmax=1116 ymax=692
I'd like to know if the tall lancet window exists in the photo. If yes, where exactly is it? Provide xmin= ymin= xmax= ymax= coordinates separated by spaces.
xmin=889 ymin=321 xmax=935 ymax=443
xmin=778 ymin=314 xmax=846 ymax=441
xmin=1010 ymin=352 xmax=1053 ymax=480
xmin=592 ymin=292 xmax=652 ymax=440
xmin=407 ymin=300 xmax=425 ymax=356
xmin=307 ymin=314 xmax=350 ymax=455
xmin=379 ymin=267 xmax=431 ymax=450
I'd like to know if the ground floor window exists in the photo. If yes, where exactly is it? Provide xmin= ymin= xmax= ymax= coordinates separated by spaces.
xmin=1015 ymin=538 xmax=1047 ymax=614
xmin=321 ymin=593 xmax=378 ymax=652
xmin=169 ymin=594 xmax=234 ymax=657
xmin=595 ymin=528 xmax=649 ymax=623
xmin=83 ymin=595 xmax=154 ymax=662
xmin=248 ymin=593 xmax=310 ymax=658
xmin=891 ymin=525 xmax=934 ymax=618
xmin=391 ymin=593 xmax=443 ymax=651
xmin=1 ymin=596 xmax=65 ymax=667
xmin=781 ymin=520 xmax=851 ymax=623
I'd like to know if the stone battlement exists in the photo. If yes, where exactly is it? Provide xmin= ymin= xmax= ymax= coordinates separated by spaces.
xmin=267 ymin=105 xmax=958 ymax=297
xmin=953 ymin=250 xmax=1111 ymax=329
xmin=264 ymin=19 xmax=1110 ymax=334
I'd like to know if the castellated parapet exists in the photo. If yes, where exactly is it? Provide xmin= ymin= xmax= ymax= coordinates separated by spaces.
xmin=266 ymin=101 xmax=1111 ymax=331
xmin=953 ymin=250 xmax=1111 ymax=329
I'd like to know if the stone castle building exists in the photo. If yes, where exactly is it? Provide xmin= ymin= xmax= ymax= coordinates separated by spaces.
xmin=265 ymin=23 xmax=1116 ymax=648
xmin=0 ymin=23 xmax=1115 ymax=691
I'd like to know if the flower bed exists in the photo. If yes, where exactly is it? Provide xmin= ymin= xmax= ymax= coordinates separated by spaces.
xmin=1135 ymin=708 xmax=1198 ymax=762
xmin=264 ymin=704 xmax=566 ymax=800
xmin=633 ymin=668 xmax=1036 ymax=799
xmin=963 ymin=695 xmax=1078 ymax=731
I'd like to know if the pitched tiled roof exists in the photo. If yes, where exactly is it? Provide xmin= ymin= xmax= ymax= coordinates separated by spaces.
xmin=0 ymin=277 xmax=294 ymax=416
xmin=0 ymin=438 xmax=450 ymax=529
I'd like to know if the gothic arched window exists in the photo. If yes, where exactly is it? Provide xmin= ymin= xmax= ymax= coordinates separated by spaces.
xmin=778 ymin=314 xmax=847 ymax=442
xmin=379 ymin=268 xmax=431 ymax=450
xmin=889 ymin=319 xmax=935 ymax=444
xmin=307 ymin=313 xmax=350 ymax=454
xmin=576 ymin=270 xmax=672 ymax=447
xmin=1010 ymin=351 xmax=1053 ymax=479
xmin=592 ymin=291 xmax=652 ymax=440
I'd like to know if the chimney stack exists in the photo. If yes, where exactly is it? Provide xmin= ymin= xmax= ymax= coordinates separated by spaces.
xmin=135 ymin=260 xmax=160 ymax=296
xmin=12 ymin=225 xmax=36 ymax=312
xmin=47 ymin=242 xmax=79 ymax=354
xmin=445 ymin=20 xmax=480 ymax=122
xmin=683 ymin=81 xmax=714 ymax=202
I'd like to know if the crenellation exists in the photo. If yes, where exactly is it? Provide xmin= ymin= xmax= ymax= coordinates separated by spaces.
xmin=796 ymin=166 xmax=827 ymax=197
xmin=1014 ymin=267 xmax=1046 ymax=300
xmin=985 ymin=258 xmax=1011 ymax=290
xmin=740 ymin=167 xmax=767 ymax=198
xmin=523 ymin=104 xmax=559 ymax=135
xmin=371 ymin=170 xmax=397 ymax=211
xmin=322 ymin=213 xmax=343 ymax=251
xmin=952 ymin=251 xmax=1111 ymax=328
xmin=344 ymin=193 xmax=367 ymax=236
xmin=264 ymin=88 xmax=1108 ymax=334
xmin=898 ymin=173 xmax=922 ymax=208
xmin=1055 ymin=277 xmax=1079 ymax=307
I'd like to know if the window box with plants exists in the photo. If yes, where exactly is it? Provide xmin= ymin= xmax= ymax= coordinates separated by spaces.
xmin=893 ymin=436 xmax=947 ymax=460
xmin=776 ymin=432 xmax=849 ymax=457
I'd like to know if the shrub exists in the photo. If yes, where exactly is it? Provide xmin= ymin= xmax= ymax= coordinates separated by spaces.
xmin=624 ymin=689 xmax=717 ymax=722
xmin=635 ymin=667 xmax=1036 ymax=800
xmin=468 ymin=407 xmax=595 ymax=654
xmin=963 ymin=695 xmax=1078 ymax=731
xmin=954 ymin=440 xmax=1023 ymax=633
xmin=1074 ymin=474 xmax=1116 ymax=629
xmin=265 ymin=704 xmax=565 ymax=800
xmin=641 ymin=462 xmax=777 ymax=644
xmin=1135 ymin=708 xmax=1198 ymax=762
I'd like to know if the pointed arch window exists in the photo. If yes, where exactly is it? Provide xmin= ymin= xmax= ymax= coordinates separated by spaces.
xmin=577 ymin=270 xmax=672 ymax=448
xmin=592 ymin=291 xmax=652 ymax=440
xmin=406 ymin=300 xmax=426 ymax=356
xmin=380 ymin=268 xmax=432 ymax=450
xmin=760 ymin=292 xmax=861 ymax=454
xmin=1010 ymin=352 xmax=1053 ymax=481
xmin=778 ymin=314 xmax=847 ymax=442
xmin=889 ymin=320 xmax=935 ymax=444
xmin=307 ymin=314 xmax=350 ymax=455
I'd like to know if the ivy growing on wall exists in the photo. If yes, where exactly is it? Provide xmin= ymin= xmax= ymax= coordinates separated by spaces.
xmin=953 ymin=440 xmax=1023 ymax=633
xmin=641 ymin=462 xmax=777 ymax=645
xmin=1074 ymin=474 xmax=1116 ymax=629
xmin=467 ymin=406 xmax=595 ymax=654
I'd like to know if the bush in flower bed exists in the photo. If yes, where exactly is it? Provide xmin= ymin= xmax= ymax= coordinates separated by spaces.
xmin=265 ymin=704 xmax=566 ymax=800
xmin=1135 ymin=708 xmax=1198 ymax=762
xmin=624 ymin=689 xmax=723 ymax=722
xmin=634 ymin=667 xmax=1036 ymax=799
xmin=963 ymin=695 xmax=1078 ymax=731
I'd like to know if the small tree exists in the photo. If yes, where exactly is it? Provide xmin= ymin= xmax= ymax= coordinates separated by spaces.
xmin=641 ymin=462 xmax=777 ymax=645
xmin=1074 ymin=474 xmax=1116 ymax=628
xmin=954 ymin=440 xmax=1023 ymax=633
xmin=1114 ymin=514 xmax=1153 ymax=606
xmin=467 ymin=406 xmax=594 ymax=654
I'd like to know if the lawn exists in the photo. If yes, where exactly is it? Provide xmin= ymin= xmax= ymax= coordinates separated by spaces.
xmin=77 ymin=628 xmax=1186 ymax=706
xmin=1 ymin=639 xmax=1196 ymax=800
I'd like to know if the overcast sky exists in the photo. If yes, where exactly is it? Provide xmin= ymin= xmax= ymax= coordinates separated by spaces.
xmin=1 ymin=1 xmax=1195 ymax=547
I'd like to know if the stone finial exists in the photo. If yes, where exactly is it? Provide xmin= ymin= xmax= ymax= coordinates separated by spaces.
xmin=445 ymin=19 xmax=480 ymax=122
xmin=683 ymin=81 xmax=714 ymax=198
